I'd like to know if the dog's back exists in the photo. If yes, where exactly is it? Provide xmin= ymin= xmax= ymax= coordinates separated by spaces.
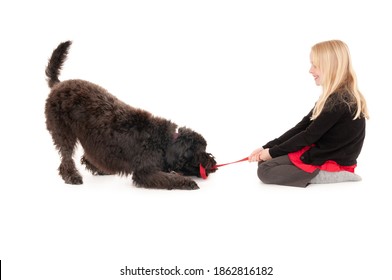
xmin=45 ymin=40 xmax=123 ymax=115
xmin=45 ymin=41 xmax=139 ymax=133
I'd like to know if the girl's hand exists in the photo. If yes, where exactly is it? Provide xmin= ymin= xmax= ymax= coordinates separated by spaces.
xmin=248 ymin=147 xmax=272 ymax=162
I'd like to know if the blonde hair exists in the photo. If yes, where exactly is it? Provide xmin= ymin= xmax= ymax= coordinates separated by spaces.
xmin=310 ymin=40 xmax=369 ymax=120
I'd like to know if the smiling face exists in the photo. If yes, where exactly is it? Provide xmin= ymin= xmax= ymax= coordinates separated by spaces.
xmin=309 ymin=55 xmax=323 ymax=86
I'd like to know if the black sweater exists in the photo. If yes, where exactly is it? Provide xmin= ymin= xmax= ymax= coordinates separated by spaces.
xmin=263 ymin=93 xmax=366 ymax=166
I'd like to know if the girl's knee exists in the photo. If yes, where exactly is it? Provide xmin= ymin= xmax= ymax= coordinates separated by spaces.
xmin=257 ymin=162 xmax=273 ymax=184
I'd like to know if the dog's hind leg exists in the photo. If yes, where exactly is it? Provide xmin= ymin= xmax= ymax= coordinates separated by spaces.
xmin=47 ymin=124 xmax=83 ymax=184
xmin=59 ymin=156 xmax=83 ymax=184
xmin=81 ymin=155 xmax=112 ymax=176
xmin=132 ymin=171 xmax=199 ymax=190
xmin=57 ymin=139 xmax=83 ymax=185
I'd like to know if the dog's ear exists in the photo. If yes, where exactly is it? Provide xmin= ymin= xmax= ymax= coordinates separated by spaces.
xmin=165 ymin=135 xmax=193 ymax=170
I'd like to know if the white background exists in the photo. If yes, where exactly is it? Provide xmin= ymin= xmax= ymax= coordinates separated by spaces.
xmin=1 ymin=0 xmax=391 ymax=279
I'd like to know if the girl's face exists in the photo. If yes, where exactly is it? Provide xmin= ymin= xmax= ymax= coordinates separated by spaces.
xmin=309 ymin=55 xmax=323 ymax=86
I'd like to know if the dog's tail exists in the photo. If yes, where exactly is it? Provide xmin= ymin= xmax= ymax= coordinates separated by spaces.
xmin=45 ymin=41 xmax=72 ymax=88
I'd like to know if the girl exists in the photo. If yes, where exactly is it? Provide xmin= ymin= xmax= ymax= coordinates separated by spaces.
xmin=249 ymin=40 xmax=369 ymax=187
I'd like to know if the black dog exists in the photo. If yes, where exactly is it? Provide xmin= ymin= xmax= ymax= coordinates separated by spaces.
xmin=45 ymin=41 xmax=216 ymax=190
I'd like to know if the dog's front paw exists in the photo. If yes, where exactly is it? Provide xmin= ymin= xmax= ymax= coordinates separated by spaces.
xmin=182 ymin=180 xmax=199 ymax=190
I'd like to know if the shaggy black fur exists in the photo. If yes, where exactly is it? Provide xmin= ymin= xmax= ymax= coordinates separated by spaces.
xmin=45 ymin=41 xmax=216 ymax=190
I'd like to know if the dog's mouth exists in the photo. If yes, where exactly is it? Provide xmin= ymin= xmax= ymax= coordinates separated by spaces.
xmin=199 ymin=164 xmax=218 ymax=179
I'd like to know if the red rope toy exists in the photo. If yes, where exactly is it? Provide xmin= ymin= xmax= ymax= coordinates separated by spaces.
xmin=199 ymin=157 xmax=249 ymax=179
